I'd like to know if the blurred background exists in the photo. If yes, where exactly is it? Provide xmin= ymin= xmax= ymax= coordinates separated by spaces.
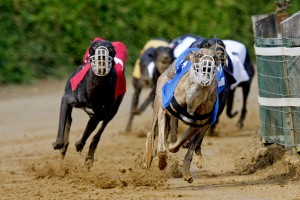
xmin=0 ymin=0 xmax=299 ymax=84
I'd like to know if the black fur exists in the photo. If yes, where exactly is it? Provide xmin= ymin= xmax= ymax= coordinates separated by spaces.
xmin=225 ymin=48 xmax=255 ymax=129
xmin=52 ymin=39 xmax=124 ymax=167
xmin=197 ymin=38 xmax=255 ymax=134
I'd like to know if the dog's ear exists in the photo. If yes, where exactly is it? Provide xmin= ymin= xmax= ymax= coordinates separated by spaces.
xmin=106 ymin=45 xmax=115 ymax=56
xmin=91 ymin=44 xmax=97 ymax=51
xmin=213 ymin=51 xmax=221 ymax=67
xmin=153 ymin=47 xmax=159 ymax=59
xmin=89 ymin=41 xmax=116 ymax=58
xmin=89 ymin=41 xmax=102 ymax=55
xmin=194 ymin=50 xmax=204 ymax=63
xmin=185 ymin=51 xmax=196 ymax=62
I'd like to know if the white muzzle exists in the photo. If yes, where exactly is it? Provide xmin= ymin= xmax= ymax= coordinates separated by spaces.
xmin=191 ymin=55 xmax=217 ymax=86
xmin=90 ymin=46 xmax=113 ymax=76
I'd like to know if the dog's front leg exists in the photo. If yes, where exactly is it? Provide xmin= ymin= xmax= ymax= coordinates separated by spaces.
xmin=60 ymin=110 xmax=72 ymax=158
xmin=144 ymin=102 xmax=159 ymax=169
xmin=52 ymin=96 xmax=72 ymax=153
xmin=126 ymin=78 xmax=142 ymax=132
xmin=75 ymin=116 xmax=99 ymax=152
xmin=182 ymin=128 xmax=207 ymax=183
xmin=157 ymin=108 xmax=168 ymax=170
xmin=194 ymin=135 xmax=204 ymax=169
xmin=169 ymin=117 xmax=178 ymax=143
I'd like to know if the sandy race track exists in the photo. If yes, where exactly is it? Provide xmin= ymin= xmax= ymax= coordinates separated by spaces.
xmin=1 ymin=75 xmax=300 ymax=200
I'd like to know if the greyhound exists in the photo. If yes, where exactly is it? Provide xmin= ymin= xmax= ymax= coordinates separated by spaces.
xmin=144 ymin=46 xmax=224 ymax=183
xmin=52 ymin=38 xmax=127 ymax=167
xmin=126 ymin=40 xmax=174 ymax=132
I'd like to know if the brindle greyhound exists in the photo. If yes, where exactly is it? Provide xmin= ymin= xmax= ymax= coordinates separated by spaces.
xmin=144 ymin=47 xmax=224 ymax=183
xmin=191 ymin=38 xmax=253 ymax=135
xmin=52 ymin=38 xmax=126 ymax=167
xmin=126 ymin=44 xmax=174 ymax=132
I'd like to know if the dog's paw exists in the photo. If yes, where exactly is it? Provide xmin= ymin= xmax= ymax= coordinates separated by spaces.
xmin=52 ymin=141 xmax=64 ymax=150
xmin=75 ymin=141 xmax=84 ymax=152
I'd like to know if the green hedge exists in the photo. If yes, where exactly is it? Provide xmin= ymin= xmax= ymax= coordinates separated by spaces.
xmin=0 ymin=0 xmax=298 ymax=83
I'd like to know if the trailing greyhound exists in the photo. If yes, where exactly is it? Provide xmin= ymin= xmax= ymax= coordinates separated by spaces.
xmin=126 ymin=39 xmax=174 ymax=132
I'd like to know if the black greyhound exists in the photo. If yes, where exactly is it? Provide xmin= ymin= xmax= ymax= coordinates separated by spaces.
xmin=126 ymin=44 xmax=174 ymax=132
xmin=52 ymin=38 xmax=127 ymax=167
xmin=223 ymin=40 xmax=255 ymax=129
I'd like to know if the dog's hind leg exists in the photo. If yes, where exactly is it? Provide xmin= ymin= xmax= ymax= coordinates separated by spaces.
xmin=226 ymin=89 xmax=238 ymax=118
xmin=125 ymin=112 xmax=134 ymax=132
xmin=52 ymin=95 xmax=73 ymax=151
xmin=168 ymin=127 xmax=199 ymax=153
xmin=138 ymin=89 xmax=155 ymax=113
xmin=126 ymin=79 xmax=141 ymax=132
xmin=238 ymin=82 xmax=251 ymax=129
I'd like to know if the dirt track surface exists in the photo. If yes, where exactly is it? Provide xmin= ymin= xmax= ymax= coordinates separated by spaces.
xmin=1 ymin=76 xmax=300 ymax=200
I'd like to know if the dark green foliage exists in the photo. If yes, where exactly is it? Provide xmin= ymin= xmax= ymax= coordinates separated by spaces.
xmin=0 ymin=0 xmax=299 ymax=83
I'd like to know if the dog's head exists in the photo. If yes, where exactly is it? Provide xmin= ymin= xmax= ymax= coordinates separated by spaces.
xmin=89 ymin=40 xmax=116 ymax=76
xmin=186 ymin=48 xmax=220 ymax=86
xmin=198 ymin=38 xmax=227 ymax=68
xmin=154 ymin=47 xmax=175 ymax=74
xmin=89 ymin=40 xmax=116 ymax=57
